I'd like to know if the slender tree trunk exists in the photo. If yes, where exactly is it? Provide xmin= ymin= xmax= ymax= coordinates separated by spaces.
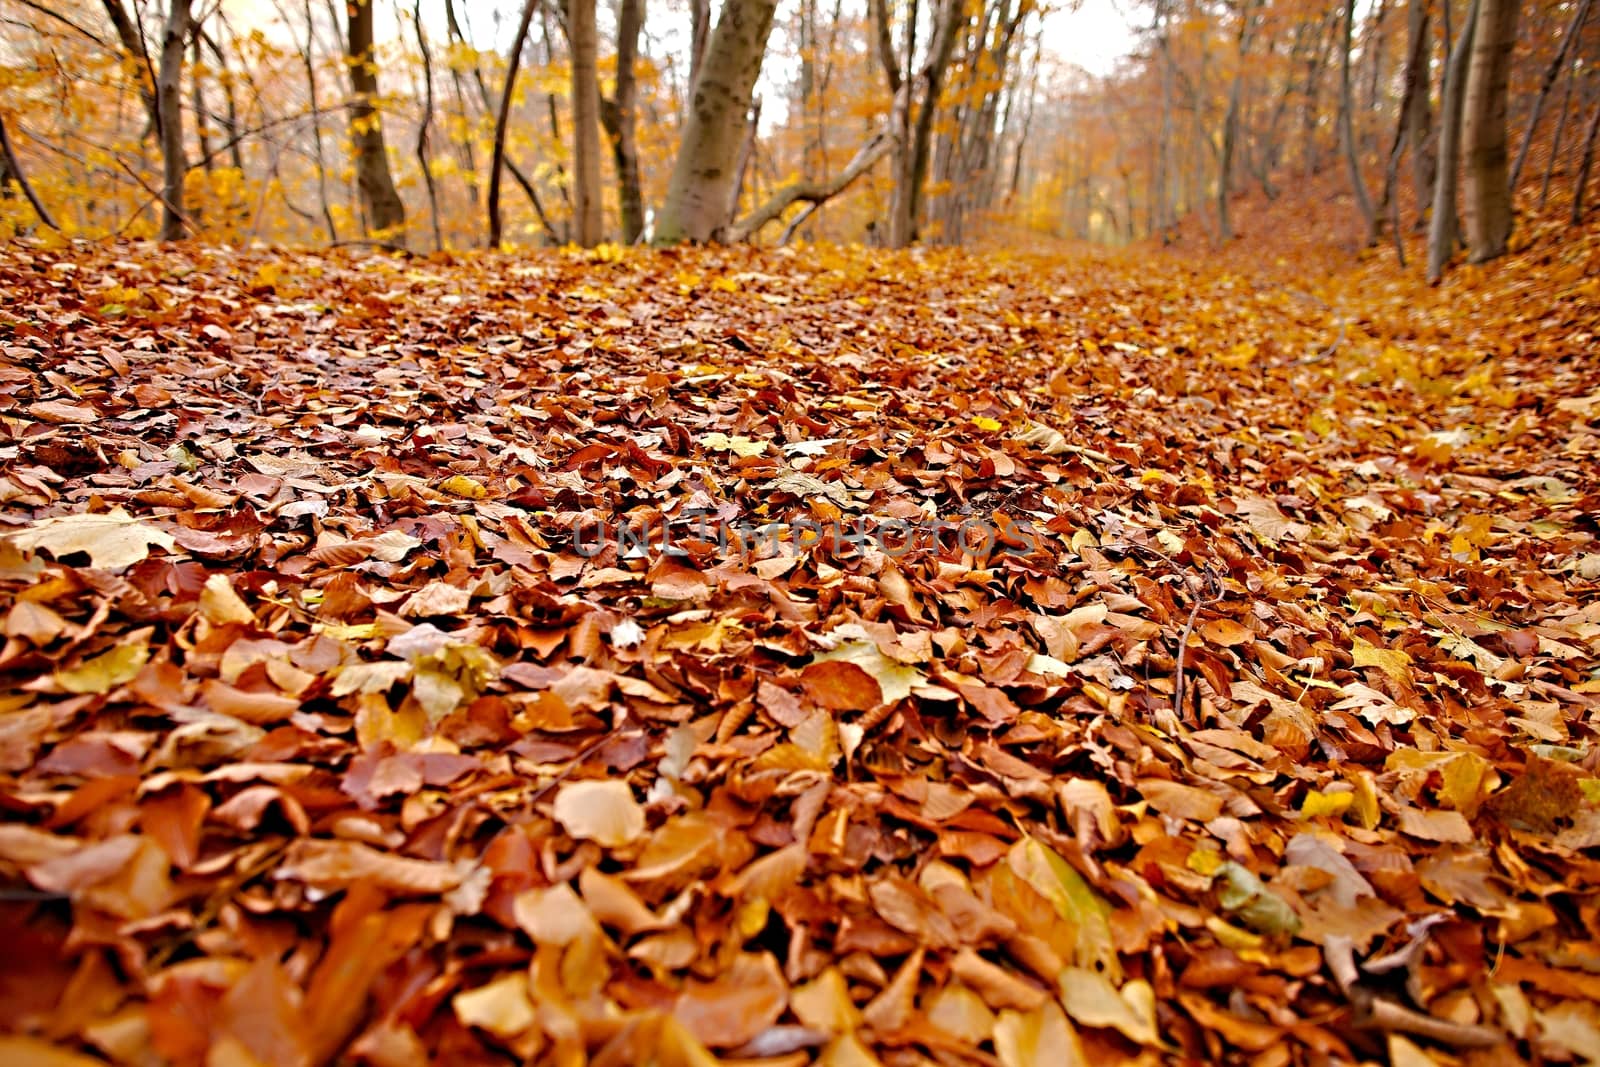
xmin=100 ymin=0 xmax=161 ymax=138
xmin=1428 ymin=0 xmax=1481 ymax=282
xmin=539 ymin=1 xmax=574 ymax=219
xmin=200 ymin=28 xmax=246 ymax=172
xmin=0 ymin=113 xmax=59 ymax=230
xmin=1407 ymin=0 xmax=1437 ymax=221
xmin=569 ymin=0 xmax=604 ymax=245
xmin=1509 ymin=0 xmax=1588 ymax=193
xmin=903 ymin=0 xmax=963 ymax=244
xmin=608 ymin=0 xmax=645 ymax=242
xmin=446 ymin=0 xmax=555 ymax=243
xmin=488 ymin=0 xmax=539 ymax=247
xmin=687 ymin=0 xmax=711 ymax=115
xmin=655 ymin=0 xmax=781 ymax=243
xmin=156 ymin=0 xmax=193 ymax=240
xmin=1574 ymin=95 xmax=1600 ymax=224
xmin=1218 ymin=1 xmax=1260 ymax=241
xmin=345 ymin=0 xmax=406 ymax=242
xmin=1463 ymin=0 xmax=1520 ymax=261
xmin=1340 ymin=0 xmax=1378 ymax=244
xmin=1540 ymin=44 xmax=1580 ymax=208
xmin=190 ymin=35 xmax=213 ymax=178
xmin=297 ymin=0 xmax=338 ymax=242
xmin=726 ymin=98 xmax=761 ymax=225
xmin=1380 ymin=0 xmax=1430 ymax=221
xmin=411 ymin=2 xmax=443 ymax=250
xmin=439 ymin=0 xmax=480 ymax=206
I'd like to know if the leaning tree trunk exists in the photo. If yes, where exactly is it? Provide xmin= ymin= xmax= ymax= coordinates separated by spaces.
xmin=655 ymin=0 xmax=781 ymax=243
xmin=1428 ymin=0 xmax=1481 ymax=282
xmin=101 ymin=0 xmax=161 ymax=139
xmin=1574 ymin=94 xmax=1600 ymax=224
xmin=345 ymin=0 xmax=407 ymax=242
xmin=570 ymin=0 xmax=604 ymax=246
xmin=156 ymin=0 xmax=194 ymax=240
xmin=1463 ymin=0 xmax=1520 ymax=261
xmin=1509 ymin=0 xmax=1590 ymax=193
xmin=0 ymin=113 xmax=58 ymax=230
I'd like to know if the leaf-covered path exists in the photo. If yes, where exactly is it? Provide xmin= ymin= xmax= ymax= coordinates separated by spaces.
xmin=1 ymin=234 xmax=1598 ymax=1066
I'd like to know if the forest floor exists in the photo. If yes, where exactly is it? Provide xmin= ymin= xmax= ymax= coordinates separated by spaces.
xmin=0 ymin=206 xmax=1598 ymax=1067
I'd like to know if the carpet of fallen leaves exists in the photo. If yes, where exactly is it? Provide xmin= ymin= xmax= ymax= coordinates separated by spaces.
xmin=1 ymin=223 xmax=1598 ymax=1067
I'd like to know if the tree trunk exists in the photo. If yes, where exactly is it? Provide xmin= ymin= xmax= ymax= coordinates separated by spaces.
xmin=1428 ymin=0 xmax=1481 ymax=282
xmin=1406 ymin=0 xmax=1436 ymax=222
xmin=0 ymin=112 xmax=58 ymax=230
xmin=882 ymin=0 xmax=963 ymax=247
xmin=1218 ymin=1 xmax=1260 ymax=241
xmin=725 ymin=98 xmax=761 ymax=226
xmin=488 ymin=0 xmax=540 ymax=247
xmin=606 ymin=0 xmax=645 ymax=242
xmin=1339 ymin=0 xmax=1378 ymax=244
xmin=298 ymin=0 xmax=339 ymax=242
xmin=199 ymin=29 xmax=246 ymax=172
xmin=1379 ymin=0 xmax=1431 ymax=224
xmin=100 ymin=0 xmax=160 ymax=138
xmin=687 ymin=0 xmax=711 ymax=117
xmin=447 ymin=0 xmax=556 ymax=244
xmin=156 ymin=0 xmax=193 ymax=240
xmin=1509 ymin=0 xmax=1587 ymax=193
xmin=345 ymin=0 xmax=406 ymax=242
xmin=1539 ymin=39 xmax=1580 ymax=208
xmin=190 ymin=35 xmax=212 ymax=179
xmin=655 ymin=0 xmax=781 ymax=243
xmin=1574 ymin=95 xmax=1600 ymax=224
xmin=570 ymin=0 xmax=604 ymax=245
xmin=410 ymin=1 xmax=443 ymax=250
xmin=1462 ymin=0 xmax=1520 ymax=261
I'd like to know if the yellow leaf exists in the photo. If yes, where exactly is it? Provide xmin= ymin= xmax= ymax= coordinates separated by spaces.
xmin=439 ymin=474 xmax=488 ymax=499
xmin=56 ymin=636 xmax=150 ymax=694
xmin=1057 ymin=967 xmax=1159 ymax=1045
xmin=1352 ymin=638 xmax=1412 ymax=684
xmin=199 ymin=574 xmax=255 ymax=626
xmin=1007 ymin=836 xmax=1119 ymax=980
xmin=972 ymin=416 xmax=1002 ymax=431
xmin=994 ymin=1000 xmax=1086 ymax=1067
xmin=1301 ymin=790 xmax=1354 ymax=818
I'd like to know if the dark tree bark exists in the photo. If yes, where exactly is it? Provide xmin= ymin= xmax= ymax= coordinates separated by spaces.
xmin=100 ymin=0 xmax=160 ymax=138
xmin=344 ymin=0 xmax=407 ymax=242
xmin=410 ymin=1 xmax=443 ymax=250
xmin=1574 ymin=96 xmax=1600 ymax=224
xmin=156 ymin=0 xmax=194 ymax=240
xmin=599 ymin=0 xmax=646 ymax=242
xmin=488 ymin=0 xmax=540 ymax=247
xmin=0 ymin=112 xmax=59 ymax=230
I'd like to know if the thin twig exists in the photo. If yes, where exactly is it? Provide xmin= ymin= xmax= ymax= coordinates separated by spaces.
xmin=1172 ymin=565 xmax=1224 ymax=721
